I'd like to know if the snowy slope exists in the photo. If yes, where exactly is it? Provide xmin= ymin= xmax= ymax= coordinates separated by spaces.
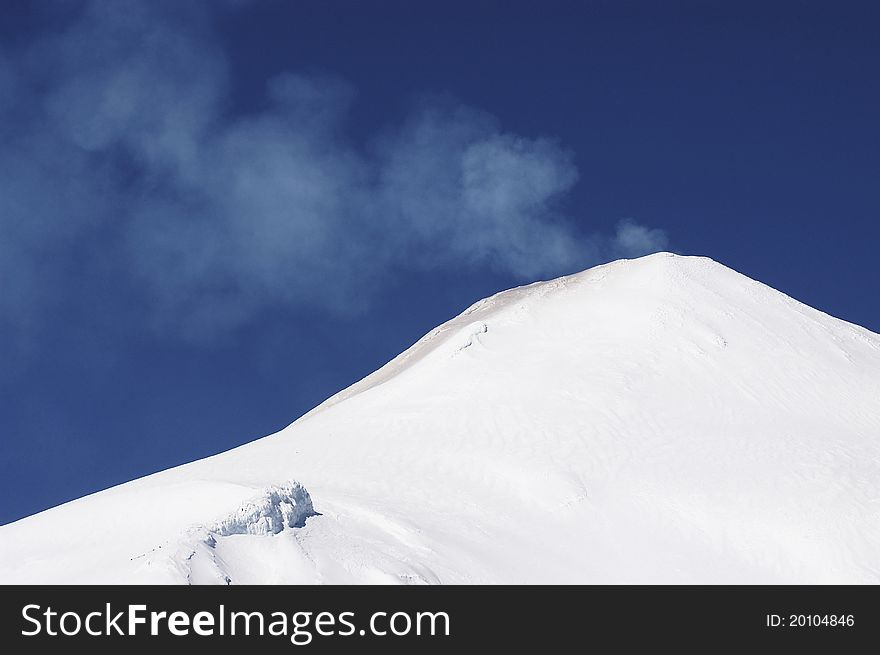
xmin=2 ymin=253 xmax=879 ymax=584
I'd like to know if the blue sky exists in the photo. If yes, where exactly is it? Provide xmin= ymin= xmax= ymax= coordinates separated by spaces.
xmin=1 ymin=0 xmax=878 ymax=524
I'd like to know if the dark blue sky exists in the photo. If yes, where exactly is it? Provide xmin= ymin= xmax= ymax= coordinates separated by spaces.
xmin=1 ymin=0 xmax=878 ymax=524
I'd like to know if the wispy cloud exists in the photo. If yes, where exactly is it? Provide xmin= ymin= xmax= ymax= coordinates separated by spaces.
xmin=0 ymin=1 xmax=669 ymax=341
xmin=612 ymin=219 xmax=670 ymax=258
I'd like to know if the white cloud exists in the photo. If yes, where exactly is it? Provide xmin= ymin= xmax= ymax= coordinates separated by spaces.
xmin=0 ymin=0 xmax=670 ymax=341
xmin=613 ymin=219 xmax=669 ymax=258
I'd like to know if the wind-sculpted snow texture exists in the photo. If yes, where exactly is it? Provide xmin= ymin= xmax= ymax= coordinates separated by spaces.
xmin=1 ymin=253 xmax=879 ymax=584
xmin=212 ymin=482 xmax=315 ymax=536
xmin=171 ymin=482 xmax=315 ymax=585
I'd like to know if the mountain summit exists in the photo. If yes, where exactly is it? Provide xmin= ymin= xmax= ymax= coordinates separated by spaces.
xmin=2 ymin=253 xmax=879 ymax=583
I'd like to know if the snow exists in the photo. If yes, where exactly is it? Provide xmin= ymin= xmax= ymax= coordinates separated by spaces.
xmin=168 ymin=482 xmax=315 ymax=584
xmin=1 ymin=252 xmax=879 ymax=584
xmin=211 ymin=482 xmax=315 ymax=537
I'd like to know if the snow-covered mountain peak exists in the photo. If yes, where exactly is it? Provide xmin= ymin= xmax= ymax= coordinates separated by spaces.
xmin=2 ymin=254 xmax=879 ymax=584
